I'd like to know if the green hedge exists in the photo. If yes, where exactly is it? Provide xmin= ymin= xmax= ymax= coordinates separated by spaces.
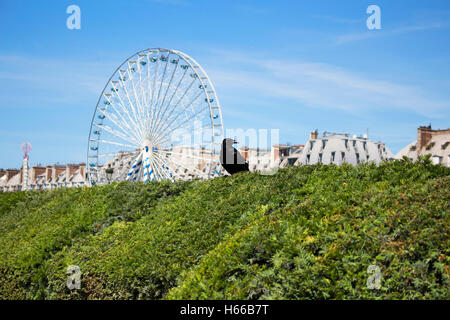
xmin=0 ymin=157 xmax=448 ymax=299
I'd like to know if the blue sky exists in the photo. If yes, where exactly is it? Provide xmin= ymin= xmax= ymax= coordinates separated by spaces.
xmin=1 ymin=0 xmax=449 ymax=168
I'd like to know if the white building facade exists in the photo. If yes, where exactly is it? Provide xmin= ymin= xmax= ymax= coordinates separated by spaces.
xmin=296 ymin=131 xmax=394 ymax=166
xmin=396 ymin=126 xmax=450 ymax=167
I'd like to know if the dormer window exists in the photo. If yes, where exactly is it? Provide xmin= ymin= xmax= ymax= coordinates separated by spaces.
xmin=425 ymin=142 xmax=435 ymax=150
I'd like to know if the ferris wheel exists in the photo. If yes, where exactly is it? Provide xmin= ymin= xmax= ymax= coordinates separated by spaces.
xmin=87 ymin=48 xmax=224 ymax=185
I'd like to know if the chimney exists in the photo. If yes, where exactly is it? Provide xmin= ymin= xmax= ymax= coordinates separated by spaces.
xmin=66 ymin=164 xmax=80 ymax=181
xmin=271 ymin=145 xmax=280 ymax=161
xmin=30 ymin=166 xmax=46 ymax=184
xmin=0 ymin=169 xmax=5 ymax=179
xmin=238 ymin=146 xmax=249 ymax=161
xmin=54 ymin=165 xmax=65 ymax=181
xmin=46 ymin=166 xmax=53 ymax=182
xmin=309 ymin=129 xmax=318 ymax=140
xmin=417 ymin=126 xmax=433 ymax=150
xmin=79 ymin=163 xmax=86 ymax=180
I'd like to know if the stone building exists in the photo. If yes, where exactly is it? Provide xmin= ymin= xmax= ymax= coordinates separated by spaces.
xmin=396 ymin=125 xmax=450 ymax=166
xmin=278 ymin=144 xmax=304 ymax=168
xmin=0 ymin=163 xmax=87 ymax=192
xmin=238 ymin=144 xmax=304 ymax=172
xmin=295 ymin=130 xmax=394 ymax=166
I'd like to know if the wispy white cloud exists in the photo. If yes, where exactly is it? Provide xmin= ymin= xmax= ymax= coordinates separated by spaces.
xmin=312 ymin=14 xmax=361 ymax=24
xmin=2 ymin=50 xmax=449 ymax=119
xmin=335 ymin=22 xmax=447 ymax=45
xmin=0 ymin=55 xmax=113 ymax=106
xmin=204 ymin=49 xmax=450 ymax=118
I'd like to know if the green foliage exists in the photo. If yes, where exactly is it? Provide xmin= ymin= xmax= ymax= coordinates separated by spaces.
xmin=0 ymin=160 xmax=448 ymax=300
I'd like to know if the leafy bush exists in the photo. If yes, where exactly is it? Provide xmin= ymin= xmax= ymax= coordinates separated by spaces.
xmin=0 ymin=159 xmax=448 ymax=299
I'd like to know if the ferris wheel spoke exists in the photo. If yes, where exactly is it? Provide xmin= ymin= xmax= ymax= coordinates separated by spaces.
xmin=166 ymin=156 xmax=210 ymax=179
xmin=165 ymin=98 xmax=206 ymax=125
xmin=125 ymin=64 xmax=147 ymax=136
xmin=161 ymin=151 xmax=210 ymax=178
xmin=116 ymin=72 xmax=142 ymax=135
xmin=156 ymin=148 xmax=214 ymax=162
xmin=146 ymin=155 xmax=157 ymax=181
xmin=149 ymin=71 xmax=191 ymax=142
xmin=157 ymin=157 xmax=177 ymax=181
xmin=158 ymin=104 xmax=209 ymax=141
xmin=153 ymin=127 xmax=216 ymax=149
xmin=103 ymin=94 xmax=138 ymax=136
xmin=151 ymin=89 xmax=203 ymax=142
xmin=95 ymin=107 xmax=138 ymax=144
xmin=151 ymin=76 xmax=196 ymax=137
xmin=96 ymin=150 xmax=137 ymax=158
xmin=152 ymin=123 xmax=215 ymax=147
xmin=109 ymin=82 xmax=144 ymax=141
xmin=163 ymin=166 xmax=182 ymax=180
xmin=164 ymin=67 xmax=188 ymax=114
xmin=129 ymin=60 xmax=149 ymax=132
xmin=152 ymin=152 xmax=182 ymax=180
xmin=90 ymin=139 xmax=138 ymax=149
xmin=149 ymin=54 xmax=161 ymax=136
xmin=153 ymin=53 xmax=171 ymax=122
xmin=149 ymin=55 xmax=167 ymax=134
xmin=157 ymin=157 xmax=183 ymax=180
xmin=171 ymin=77 xmax=197 ymax=112
xmin=151 ymin=153 xmax=172 ymax=180
xmin=145 ymin=54 xmax=153 ymax=132
xmin=97 ymin=113 xmax=140 ymax=147
xmin=95 ymin=123 xmax=140 ymax=146
xmin=154 ymin=57 xmax=180 ymax=124
xmin=163 ymin=90 xmax=204 ymax=130
xmin=136 ymin=57 xmax=150 ymax=123
xmin=152 ymin=66 xmax=189 ymax=134
xmin=143 ymin=55 xmax=156 ymax=134
xmin=150 ymin=153 xmax=167 ymax=181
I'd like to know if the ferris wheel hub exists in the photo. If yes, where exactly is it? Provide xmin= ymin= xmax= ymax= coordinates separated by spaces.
xmin=141 ymin=139 xmax=153 ymax=151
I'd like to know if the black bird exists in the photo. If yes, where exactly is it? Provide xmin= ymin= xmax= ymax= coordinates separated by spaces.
xmin=220 ymin=138 xmax=250 ymax=175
